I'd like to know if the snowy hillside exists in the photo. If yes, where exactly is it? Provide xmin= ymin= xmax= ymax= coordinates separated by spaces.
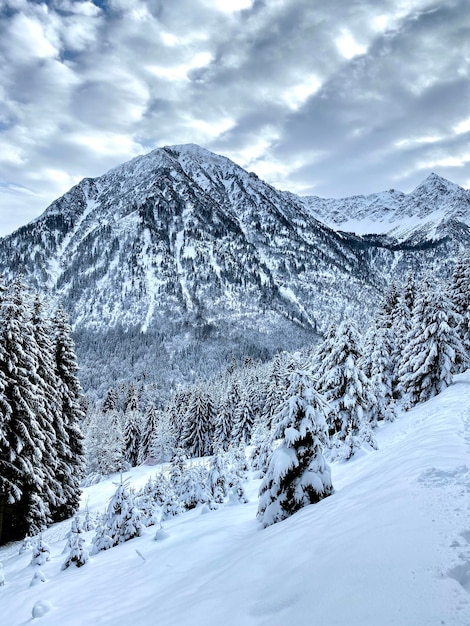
xmin=302 ymin=172 xmax=470 ymax=242
xmin=2 ymin=372 xmax=470 ymax=626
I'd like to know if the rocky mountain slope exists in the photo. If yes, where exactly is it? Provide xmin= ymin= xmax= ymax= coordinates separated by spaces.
xmin=0 ymin=145 xmax=467 ymax=395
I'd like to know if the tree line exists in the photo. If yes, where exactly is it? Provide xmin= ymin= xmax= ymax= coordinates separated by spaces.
xmin=0 ymin=276 xmax=85 ymax=544
xmin=2 ymin=253 xmax=469 ymax=544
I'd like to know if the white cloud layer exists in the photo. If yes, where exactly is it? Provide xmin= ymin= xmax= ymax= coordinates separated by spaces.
xmin=0 ymin=0 xmax=469 ymax=234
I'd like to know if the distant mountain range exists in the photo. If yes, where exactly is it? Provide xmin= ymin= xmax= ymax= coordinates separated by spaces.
xmin=301 ymin=171 xmax=470 ymax=243
xmin=0 ymin=144 xmax=468 ymax=396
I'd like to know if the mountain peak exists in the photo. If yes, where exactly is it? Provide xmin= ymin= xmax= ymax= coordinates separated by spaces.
xmin=412 ymin=172 xmax=462 ymax=194
xmin=164 ymin=143 xmax=209 ymax=154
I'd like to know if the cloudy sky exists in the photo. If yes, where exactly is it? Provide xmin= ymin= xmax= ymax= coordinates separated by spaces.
xmin=0 ymin=0 xmax=469 ymax=235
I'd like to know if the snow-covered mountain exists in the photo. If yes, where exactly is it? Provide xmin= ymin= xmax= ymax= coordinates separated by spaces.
xmin=0 ymin=145 xmax=467 ymax=394
xmin=0 ymin=144 xmax=379 ymax=332
xmin=302 ymin=172 xmax=470 ymax=243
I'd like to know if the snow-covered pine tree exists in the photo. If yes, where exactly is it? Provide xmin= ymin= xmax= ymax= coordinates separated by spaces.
xmin=385 ymin=280 xmax=410 ymax=392
xmin=231 ymin=389 xmax=254 ymax=445
xmin=257 ymin=369 xmax=333 ymax=528
xmin=140 ymin=402 xmax=160 ymax=463
xmin=90 ymin=516 xmax=114 ymax=554
xmin=52 ymin=304 xmax=85 ymax=521
xmin=380 ymin=281 xmax=400 ymax=329
xmin=18 ymin=535 xmax=34 ymax=554
xmin=213 ymin=380 xmax=240 ymax=452
xmin=399 ymin=279 xmax=466 ymax=407
xmin=243 ymin=361 xmax=265 ymax=421
xmin=82 ymin=504 xmax=95 ymax=532
xmin=83 ymin=402 xmax=125 ymax=480
xmin=123 ymin=405 xmax=142 ymax=467
xmin=168 ymin=448 xmax=187 ymax=499
xmin=206 ymin=454 xmax=229 ymax=504
xmin=362 ymin=321 xmax=396 ymax=423
xmin=180 ymin=385 xmax=214 ymax=458
xmin=227 ymin=441 xmax=249 ymax=481
xmin=390 ymin=274 xmax=417 ymax=390
xmin=150 ymin=472 xmax=171 ymax=508
xmin=135 ymin=480 xmax=160 ymax=527
xmin=150 ymin=409 xmax=176 ymax=464
xmin=449 ymin=254 xmax=470 ymax=368
xmin=124 ymin=382 xmax=139 ymax=413
xmin=102 ymin=387 xmax=119 ymax=413
xmin=31 ymin=534 xmax=51 ymax=566
xmin=92 ymin=479 xmax=143 ymax=552
xmin=0 ymin=278 xmax=16 ymax=545
xmin=0 ymin=277 xmax=49 ymax=542
xmin=310 ymin=323 xmax=337 ymax=375
xmin=316 ymin=318 xmax=376 ymax=459
xmin=178 ymin=462 xmax=209 ymax=510
xmin=108 ymin=409 xmax=126 ymax=472
xmin=249 ymin=421 xmax=273 ymax=478
xmin=31 ymin=294 xmax=65 ymax=521
xmin=62 ymin=516 xmax=89 ymax=569
xmin=165 ymin=388 xmax=192 ymax=447
xmin=161 ymin=482 xmax=184 ymax=520
xmin=261 ymin=353 xmax=289 ymax=430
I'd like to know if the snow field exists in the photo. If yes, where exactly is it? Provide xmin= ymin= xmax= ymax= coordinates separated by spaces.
xmin=1 ymin=374 xmax=470 ymax=625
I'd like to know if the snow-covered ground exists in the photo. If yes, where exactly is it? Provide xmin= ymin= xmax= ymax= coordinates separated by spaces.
xmin=2 ymin=374 xmax=470 ymax=625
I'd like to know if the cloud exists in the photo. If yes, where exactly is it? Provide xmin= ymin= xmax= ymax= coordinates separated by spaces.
xmin=0 ymin=0 xmax=469 ymax=234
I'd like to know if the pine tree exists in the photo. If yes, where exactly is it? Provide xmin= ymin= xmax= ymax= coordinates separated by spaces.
xmin=231 ymin=390 xmax=254 ymax=445
xmin=311 ymin=323 xmax=337 ymax=376
xmin=168 ymin=448 xmax=187 ymax=499
xmin=166 ymin=389 xmax=191 ymax=446
xmin=0 ymin=277 xmax=48 ymax=541
xmin=316 ymin=318 xmax=376 ymax=458
xmin=140 ymin=402 xmax=160 ymax=462
xmin=150 ymin=472 xmax=171 ymax=508
xmin=84 ymin=408 xmax=125 ymax=479
xmin=373 ymin=281 xmax=406 ymax=398
xmin=31 ymin=295 xmax=65 ymax=520
xmin=399 ymin=280 xmax=466 ymax=407
xmin=62 ymin=517 xmax=89 ymax=569
xmin=261 ymin=353 xmax=289 ymax=429
xmin=249 ymin=421 xmax=273 ymax=478
xmin=124 ymin=383 xmax=139 ymax=413
xmin=449 ymin=254 xmax=470 ymax=368
xmin=207 ymin=454 xmax=229 ymax=504
xmin=391 ymin=274 xmax=417 ymax=392
xmin=123 ymin=406 xmax=142 ymax=467
xmin=178 ymin=463 xmax=208 ymax=510
xmin=53 ymin=304 xmax=85 ymax=521
xmin=363 ymin=322 xmax=396 ymax=423
xmin=135 ymin=478 xmax=161 ymax=527
xmin=180 ymin=386 xmax=214 ymax=458
xmin=31 ymin=534 xmax=51 ymax=566
xmin=257 ymin=370 xmax=333 ymax=528
xmin=150 ymin=410 xmax=176 ymax=464
xmin=102 ymin=387 xmax=119 ymax=413
xmin=380 ymin=281 xmax=400 ymax=329
xmin=214 ymin=380 xmax=239 ymax=451
xmin=92 ymin=480 xmax=143 ymax=552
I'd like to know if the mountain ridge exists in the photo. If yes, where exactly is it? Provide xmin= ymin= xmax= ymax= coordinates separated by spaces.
xmin=301 ymin=170 xmax=470 ymax=241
